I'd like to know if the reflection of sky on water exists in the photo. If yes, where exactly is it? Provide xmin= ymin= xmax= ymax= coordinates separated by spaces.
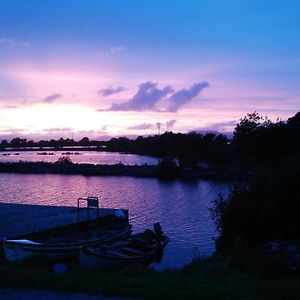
xmin=0 ymin=151 xmax=158 ymax=165
xmin=0 ymin=173 xmax=230 ymax=269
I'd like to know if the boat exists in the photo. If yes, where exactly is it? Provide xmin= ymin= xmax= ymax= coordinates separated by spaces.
xmin=2 ymin=210 xmax=132 ymax=262
xmin=80 ymin=222 xmax=169 ymax=271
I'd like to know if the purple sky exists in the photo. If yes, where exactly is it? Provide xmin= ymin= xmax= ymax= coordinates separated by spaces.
xmin=0 ymin=0 xmax=299 ymax=140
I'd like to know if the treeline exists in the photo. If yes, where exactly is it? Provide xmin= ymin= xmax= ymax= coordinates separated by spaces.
xmin=1 ymin=111 xmax=300 ymax=169
xmin=210 ymin=112 xmax=300 ymax=272
xmin=0 ymin=137 xmax=105 ymax=150
xmin=105 ymin=132 xmax=229 ymax=165
xmin=231 ymin=111 xmax=300 ymax=164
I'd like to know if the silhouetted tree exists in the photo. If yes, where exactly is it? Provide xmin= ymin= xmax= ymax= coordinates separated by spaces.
xmin=79 ymin=137 xmax=90 ymax=146
xmin=157 ymin=157 xmax=178 ymax=178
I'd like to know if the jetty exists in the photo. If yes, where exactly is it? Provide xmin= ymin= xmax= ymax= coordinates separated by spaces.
xmin=0 ymin=201 xmax=128 ymax=239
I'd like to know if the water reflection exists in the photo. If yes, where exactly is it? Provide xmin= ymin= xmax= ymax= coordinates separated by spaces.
xmin=0 ymin=151 xmax=158 ymax=165
xmin=0 ymin=173 xmax=230 ymax=269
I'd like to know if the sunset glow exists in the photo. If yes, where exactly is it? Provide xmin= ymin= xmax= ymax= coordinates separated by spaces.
xmin=0 ymin=0 xmax=299 ymax=140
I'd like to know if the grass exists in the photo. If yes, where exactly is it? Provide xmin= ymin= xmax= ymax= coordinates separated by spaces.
xmin=1 ymin=257 xmax=300 ymax=299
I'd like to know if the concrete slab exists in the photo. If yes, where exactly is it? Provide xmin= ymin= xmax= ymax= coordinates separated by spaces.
xmin=0 ymin=203 xmax=126 ymax=238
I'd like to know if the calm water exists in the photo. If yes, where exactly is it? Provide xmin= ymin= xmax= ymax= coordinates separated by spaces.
xmin=0 ymin=173 xmax=230 ymax=269
xmin=0 ymin=151 xmax=158 ymax=165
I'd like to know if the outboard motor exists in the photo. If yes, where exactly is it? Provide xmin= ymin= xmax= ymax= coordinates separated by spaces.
xmin=154 ymin=222 xmax=163 ymax=237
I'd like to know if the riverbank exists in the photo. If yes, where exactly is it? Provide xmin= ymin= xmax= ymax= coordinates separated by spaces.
xmin=0 ymin=161 xmax=244 ymax=180
xmin=1 ymin=257 xmax=299 ymax=299
xmin=0 ymin=162 xmax=158 ymax=178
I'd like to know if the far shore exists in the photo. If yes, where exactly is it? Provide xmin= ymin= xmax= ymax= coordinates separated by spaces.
xmin=0 ymin=161 xmax=240 ymax=180
xmin=0 ymin=161 xmax=158 ymax=178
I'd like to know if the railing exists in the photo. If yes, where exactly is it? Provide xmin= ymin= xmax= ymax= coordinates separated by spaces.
xmin=77 ymin=196 xmax=99 ymax=220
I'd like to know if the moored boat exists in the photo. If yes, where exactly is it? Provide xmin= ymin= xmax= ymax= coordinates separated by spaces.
xmin=2 ymin=210 xmax=131 ymax=262
xmin=80 ymin=222 xmax=169 ymax=271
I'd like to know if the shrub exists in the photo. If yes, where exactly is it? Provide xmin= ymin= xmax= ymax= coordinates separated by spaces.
xmin=55 ymin=156 xmax=73 ymax=164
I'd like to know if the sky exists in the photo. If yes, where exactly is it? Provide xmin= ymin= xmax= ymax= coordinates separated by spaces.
xmin=0 ymin=0 xmax=299 ymax=140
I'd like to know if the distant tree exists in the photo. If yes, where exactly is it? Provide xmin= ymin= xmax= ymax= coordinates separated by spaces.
xmin=157 ymin=157 xmax=178 ymax=178
xmin=0 ymin=139 xmax=9 ymax=149
xmin=10 ymin=137 xmax=26 ymax=148
xmin=287 ymin=112 xmax=300 ymax=127
xmin=79 ymin=137 xmax=90 ymax=146
xmin=26 ymin=140 xmax=35 ymax=147
xmin=233 ymin=112 xmax=264 ymax=142
xmin=55 ymin=156 xmax=73 ymax=164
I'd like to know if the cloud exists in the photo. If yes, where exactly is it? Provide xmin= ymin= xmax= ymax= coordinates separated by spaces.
xmin=21 ymin=41 xmax=32 ymax=47
xmin=192 ymin=120 xmax=237 ymax=133
xmin=43 ymin=127 xmax=73 ymax=133
xmin=166 ymin=119 xmax=176 ymax=130
xmin=1 ymin=105 xmax=18 ymax=109
xmin=0 ymin=37 xmax=15 ymax=46
xmin=98 ymin=86 xmax=126 ymax=97
xmin=43 ymin=93 xmax=63 ymax=103
xmin=167 ymin=82 xmax=209 ymax=112
xmin=109 ymin=46 xmax=124 ymax=54
xmin=0 ymin=37 xmax=32 ymax=47
xmin=128 ymin=123 xmax=154 ymax=130
xmin=99 ymin=81 xmax=208 ymax=112
xmin=97 ymin=46 xmax=124 ymax=58
xmin=104 ymin=81 xmax=173 ymax=111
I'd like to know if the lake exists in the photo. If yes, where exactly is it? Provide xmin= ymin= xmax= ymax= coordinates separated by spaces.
xmin=0 ymin=173 xmax=230 ymax=270
xmin=0 ymin=150 xmax=158 ymax=165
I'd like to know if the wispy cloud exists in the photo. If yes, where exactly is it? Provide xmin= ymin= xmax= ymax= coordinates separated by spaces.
xmin=166 ymin=119 xmax=176 ymax=130
xmin=167 ymin=82 xmax=209 ymax=112
xmin=0 ymin=37 xmax=14 ymax=46
xmin=128 ymin=123 xmax=154 ymax=130
xmin=21 ymin=41 xmax=32 ymax=47
xmin=0 ymin=105 xmax=18 ymax=109
xmin=193 ymin=120 xmax=237 ymax=133
xmin=109 ymin=46 xmax=124 ymax=54
xmin=103 ymin=81 xmax=173 ymax=111
xmin=43 ymin=93 xmax=63 ymax=103
xmin=0 ymin=37 xmax=31 ymax=47
xmin=43 ymin=127 xmax=73 ymax=133
xmin=97 ymin=46 xmax=124 ymax=58
xmin=98 ymin=86 xmax=126 ymax=97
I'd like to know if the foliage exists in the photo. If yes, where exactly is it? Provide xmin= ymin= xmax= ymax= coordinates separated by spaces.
xmin=157 ymin=157 xmax=178 ymax=178
xmin=55 ymin=156 xmax=73 ymax=164
xmin=1 ymin=259 xmax=300 ymax=299
xmin=230 ymin=111 xmax=300 ymax=165
xmin=211 ymin=166 xmax=300 ymax=252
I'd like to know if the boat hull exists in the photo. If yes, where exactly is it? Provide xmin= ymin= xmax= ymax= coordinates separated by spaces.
xmin=80 ymin=248 xmax=152 ymax=271
xmin=3 ymin=226 xmax=132 ymax=262
xmin=80 ymin=231 xmax=169 ymax=271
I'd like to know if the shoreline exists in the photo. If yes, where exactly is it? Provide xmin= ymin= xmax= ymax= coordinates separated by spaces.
xmin=0 ymin=161 xmax=242 ymax=180
xmin=0 ymin=161 xmax=158 ymax=178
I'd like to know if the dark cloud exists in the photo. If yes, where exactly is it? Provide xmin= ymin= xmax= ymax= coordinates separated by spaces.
xmin=43 ymin=93 xmax=63 ymax=103
xmin=99 ymin=86 xmax=126 ymax=97
xmin=167 ymin=82 xmax=209 ymax=112
xmin=105 ymin=81 xmax=173 ymax=111
xmin=128 ymin=123 xmax=153 ymax=130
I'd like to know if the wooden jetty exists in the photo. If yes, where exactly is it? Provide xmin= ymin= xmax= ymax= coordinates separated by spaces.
xmin=0 ymin=199 xmax=128 ymax=239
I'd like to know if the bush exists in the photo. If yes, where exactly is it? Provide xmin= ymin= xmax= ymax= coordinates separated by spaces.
xmin=157 ymin=157 xmax=178 ymax=178
xmin=211 ymin=168 xmax=300 ymax=252
xmin=55 ymin=156 xmax=73 ymax=164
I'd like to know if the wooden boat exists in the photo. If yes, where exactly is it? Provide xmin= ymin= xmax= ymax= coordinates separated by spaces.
xmin=2 ymin=215 xmax=132 ymax=262
xmin=80 ymin=222 xmax=169 ymax=271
